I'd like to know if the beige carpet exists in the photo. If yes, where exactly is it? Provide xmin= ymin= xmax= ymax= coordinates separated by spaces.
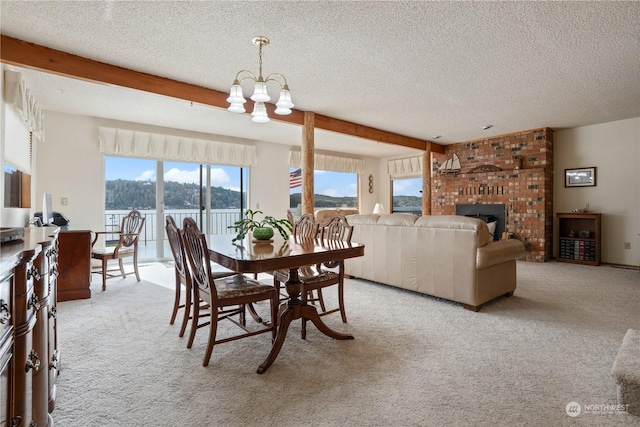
xmin=51 ymin=261 xmax=640 ymax=426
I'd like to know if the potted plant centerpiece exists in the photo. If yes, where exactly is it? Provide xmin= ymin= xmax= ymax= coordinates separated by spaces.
xmin=229 ymin=209 xmax=293 ymax=243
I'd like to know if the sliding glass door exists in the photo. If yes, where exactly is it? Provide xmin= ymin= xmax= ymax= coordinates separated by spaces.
xmin=105 ymin=157 xmax=247 ymax=261
xmin=104 ymin=157 xmax=157 ymax=253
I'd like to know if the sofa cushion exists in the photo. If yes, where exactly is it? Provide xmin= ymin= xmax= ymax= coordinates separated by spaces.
xmin=376 ymin=213 xmax=419 ymax=226
xmin=345 ymin=214 xmax=380 ymax=225
xmin=415 ymin=215 xmax=493 ymax=247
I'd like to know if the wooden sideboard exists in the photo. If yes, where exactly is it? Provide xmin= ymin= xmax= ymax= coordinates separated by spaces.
xmin=57 ymin=229 xmax=92 ymax=302
xmin=0 ymin=228 xmax=60 ymax=426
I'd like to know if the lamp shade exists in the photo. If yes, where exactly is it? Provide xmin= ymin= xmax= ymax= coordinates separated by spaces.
xmin=274 ymin=106 xmax=292 ymax=115
xmin=250 ymin=81 xmax=270 ymax=102
xmin=251 ymin=102 xmax=270 ymax=123
xmin=276 ymin=88 xmax=294 ymax=109
xmin=373 ymin=203 xmax=385 ymax=214
xmin=227 ymin=103 xmax=246 ymax=113
xmin=226 ymin=83 xmax=246 ymax=104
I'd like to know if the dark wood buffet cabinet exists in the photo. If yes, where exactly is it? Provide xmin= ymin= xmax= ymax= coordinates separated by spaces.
xmin=0 ymin=228 xmax=61 ymax=426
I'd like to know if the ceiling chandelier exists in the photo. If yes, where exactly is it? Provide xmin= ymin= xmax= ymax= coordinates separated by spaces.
xmin=226 ymin=36 xmax=294 ymax=123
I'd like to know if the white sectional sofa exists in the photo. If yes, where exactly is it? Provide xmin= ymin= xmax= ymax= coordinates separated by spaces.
xmin=344 ymin=214 xmax=526 ymax=311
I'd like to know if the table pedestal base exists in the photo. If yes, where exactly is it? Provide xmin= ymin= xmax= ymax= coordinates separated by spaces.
xmin=257 ymin=268 xmax=354 ymax=374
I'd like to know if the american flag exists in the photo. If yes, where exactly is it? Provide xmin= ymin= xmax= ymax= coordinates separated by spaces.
xmin=289 ymin=168 xmax=302 ymax=189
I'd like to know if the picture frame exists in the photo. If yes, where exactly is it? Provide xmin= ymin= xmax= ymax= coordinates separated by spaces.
xmin=565 ymin=167 xmax=596 ymax=187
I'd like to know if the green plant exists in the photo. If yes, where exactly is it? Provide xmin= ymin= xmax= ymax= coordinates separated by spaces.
xmin=228 ymin=209 xmax=293 ymax=242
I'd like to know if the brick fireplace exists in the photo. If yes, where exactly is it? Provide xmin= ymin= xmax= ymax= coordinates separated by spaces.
xmin=432 ymin=128 xmax=553 ymax=262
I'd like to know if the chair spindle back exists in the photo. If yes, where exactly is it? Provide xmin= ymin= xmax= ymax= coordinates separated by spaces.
xmin=182 ymin=218 xmax=213 ymax=296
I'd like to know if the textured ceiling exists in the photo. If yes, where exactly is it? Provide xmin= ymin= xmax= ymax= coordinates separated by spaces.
xmin=1 ymin=1 xmax=639 ymax=158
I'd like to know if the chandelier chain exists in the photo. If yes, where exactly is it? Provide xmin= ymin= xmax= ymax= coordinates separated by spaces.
xmin=258 ymin=42 xmax=263 ymax=81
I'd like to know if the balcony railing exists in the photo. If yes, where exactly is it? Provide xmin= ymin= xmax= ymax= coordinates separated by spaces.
xmin=104 ymin=209 xmax=241 ymax=246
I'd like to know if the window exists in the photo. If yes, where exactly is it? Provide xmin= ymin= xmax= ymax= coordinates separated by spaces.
xmin=289 ymin=169 xmax=358 ymax=211
xmin=392 ymin=177 xmax=422 ymax=215
xmin=3 ymin=106 xmax=32 ymax=208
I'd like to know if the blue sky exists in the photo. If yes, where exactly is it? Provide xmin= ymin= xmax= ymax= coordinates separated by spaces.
xmin=105 ymin=157 xmax=422 ymax=198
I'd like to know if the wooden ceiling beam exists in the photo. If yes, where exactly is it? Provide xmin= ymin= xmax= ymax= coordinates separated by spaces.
xmin=1 ymin=35 xmax=442 ymax=153
xmin=314 ymin=114 xmax=443 ymax=153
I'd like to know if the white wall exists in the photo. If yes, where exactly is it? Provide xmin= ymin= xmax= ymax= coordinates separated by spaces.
xmin=359 ymin=157 xmax=381 ymax=215
xmin=35 ymin=112 xmax=103 ymax=231
xmin=32 ymin=111 xmax=380 ymax=232
xmin=554 ymin=117 xmax=640 ymax=266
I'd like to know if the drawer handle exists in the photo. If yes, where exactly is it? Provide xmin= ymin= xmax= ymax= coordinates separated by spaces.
xmin=27 ymin=294 xmax=41 ymax=312
xmin=27 ymin=266 xmax=41 ymax=282
xmin=25 ymin=349 xmax=40 ymax=372
xmin=49 ymin=306 xmax=57 ymax=320
xmin=11 ymin=415 xmax=22 ymax=426
xmin=0 ymin=300 xmax=10 ymax=324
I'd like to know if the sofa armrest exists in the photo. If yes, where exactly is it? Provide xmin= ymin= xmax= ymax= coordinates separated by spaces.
xmin=476 ymin=239 xmax=525 ymax=269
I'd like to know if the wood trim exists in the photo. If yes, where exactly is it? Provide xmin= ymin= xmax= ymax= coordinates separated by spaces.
xmin=1 ymin=35 xmax=442 ymax=154
xmin=422 ymin=148 xmax=431 ymax=215
xmin=302 ymin=112 xmax=315 ymax=215
xmin=1 ymin=35 xmax=231 ymax=112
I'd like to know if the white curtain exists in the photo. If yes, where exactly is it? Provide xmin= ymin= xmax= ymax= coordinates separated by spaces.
xmin=288 ymin=149 xmax=365 ymax=174
xmin=387 ymin=156 xmax=423 ymax=177
xmin=4 ymin=70 xmax=45 ymax=141
xmin=98 ymin=127 xmax=257 ymax=166
xmin=3 ymin=107 xmax=31 ymax=172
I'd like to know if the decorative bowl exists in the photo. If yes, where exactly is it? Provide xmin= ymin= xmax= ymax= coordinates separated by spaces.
xmin=252 ymin=227 xmax=274 ymax=241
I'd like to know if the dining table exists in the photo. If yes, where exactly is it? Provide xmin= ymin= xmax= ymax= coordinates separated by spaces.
xmin=206 ymin=233 xmax=365 ymax=374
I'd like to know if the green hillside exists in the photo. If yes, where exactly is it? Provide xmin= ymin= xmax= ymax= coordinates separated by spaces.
xmin=105 ymin=179 xmax=421 ymax=210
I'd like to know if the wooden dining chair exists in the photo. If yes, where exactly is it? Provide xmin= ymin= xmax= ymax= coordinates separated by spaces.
xmin=273 ymin=214 xmax=353 ymax=339
xmin=301 ymin=215 xmax=353 ymax=338
xmin=165 ymin=216 xmax=235 ymax=339
xmin=293 ymin=213 xmax=319 ymax=240
xmin=308 ymin=214 xmax=354 ymax=305
xmin=91 ymin=209 xmax=145 ymax=291
xmin=272 ymin=213 xmax=319 ymax=300
xmin=181 ymin=217 xmax=278 ymax=366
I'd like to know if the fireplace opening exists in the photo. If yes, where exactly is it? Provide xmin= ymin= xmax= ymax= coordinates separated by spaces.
xmin=455 ymin=204 xmax=506 ymax=241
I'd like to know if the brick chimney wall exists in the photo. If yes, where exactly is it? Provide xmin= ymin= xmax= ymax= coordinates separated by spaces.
xmin=432 ymin=128 xmax=554 ymax=262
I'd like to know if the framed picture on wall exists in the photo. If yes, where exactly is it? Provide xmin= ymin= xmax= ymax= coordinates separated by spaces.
xmin=565 ymin=167 xmax=597 ymax=187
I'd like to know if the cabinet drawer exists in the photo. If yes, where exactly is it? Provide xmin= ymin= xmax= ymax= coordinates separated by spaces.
xmin=0 ymin=274 xmax=12 ymax=344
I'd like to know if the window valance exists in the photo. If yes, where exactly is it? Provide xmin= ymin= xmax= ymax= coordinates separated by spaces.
xmin=4 ymin=70 xmax=44 ymax=141
xmin=288 ymin=149 xmax=364 ymax=174
xmin=387 ymin=156 xmax=423 ymax=178
xmin=98 ymin=127 xmax=257 ymax=166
